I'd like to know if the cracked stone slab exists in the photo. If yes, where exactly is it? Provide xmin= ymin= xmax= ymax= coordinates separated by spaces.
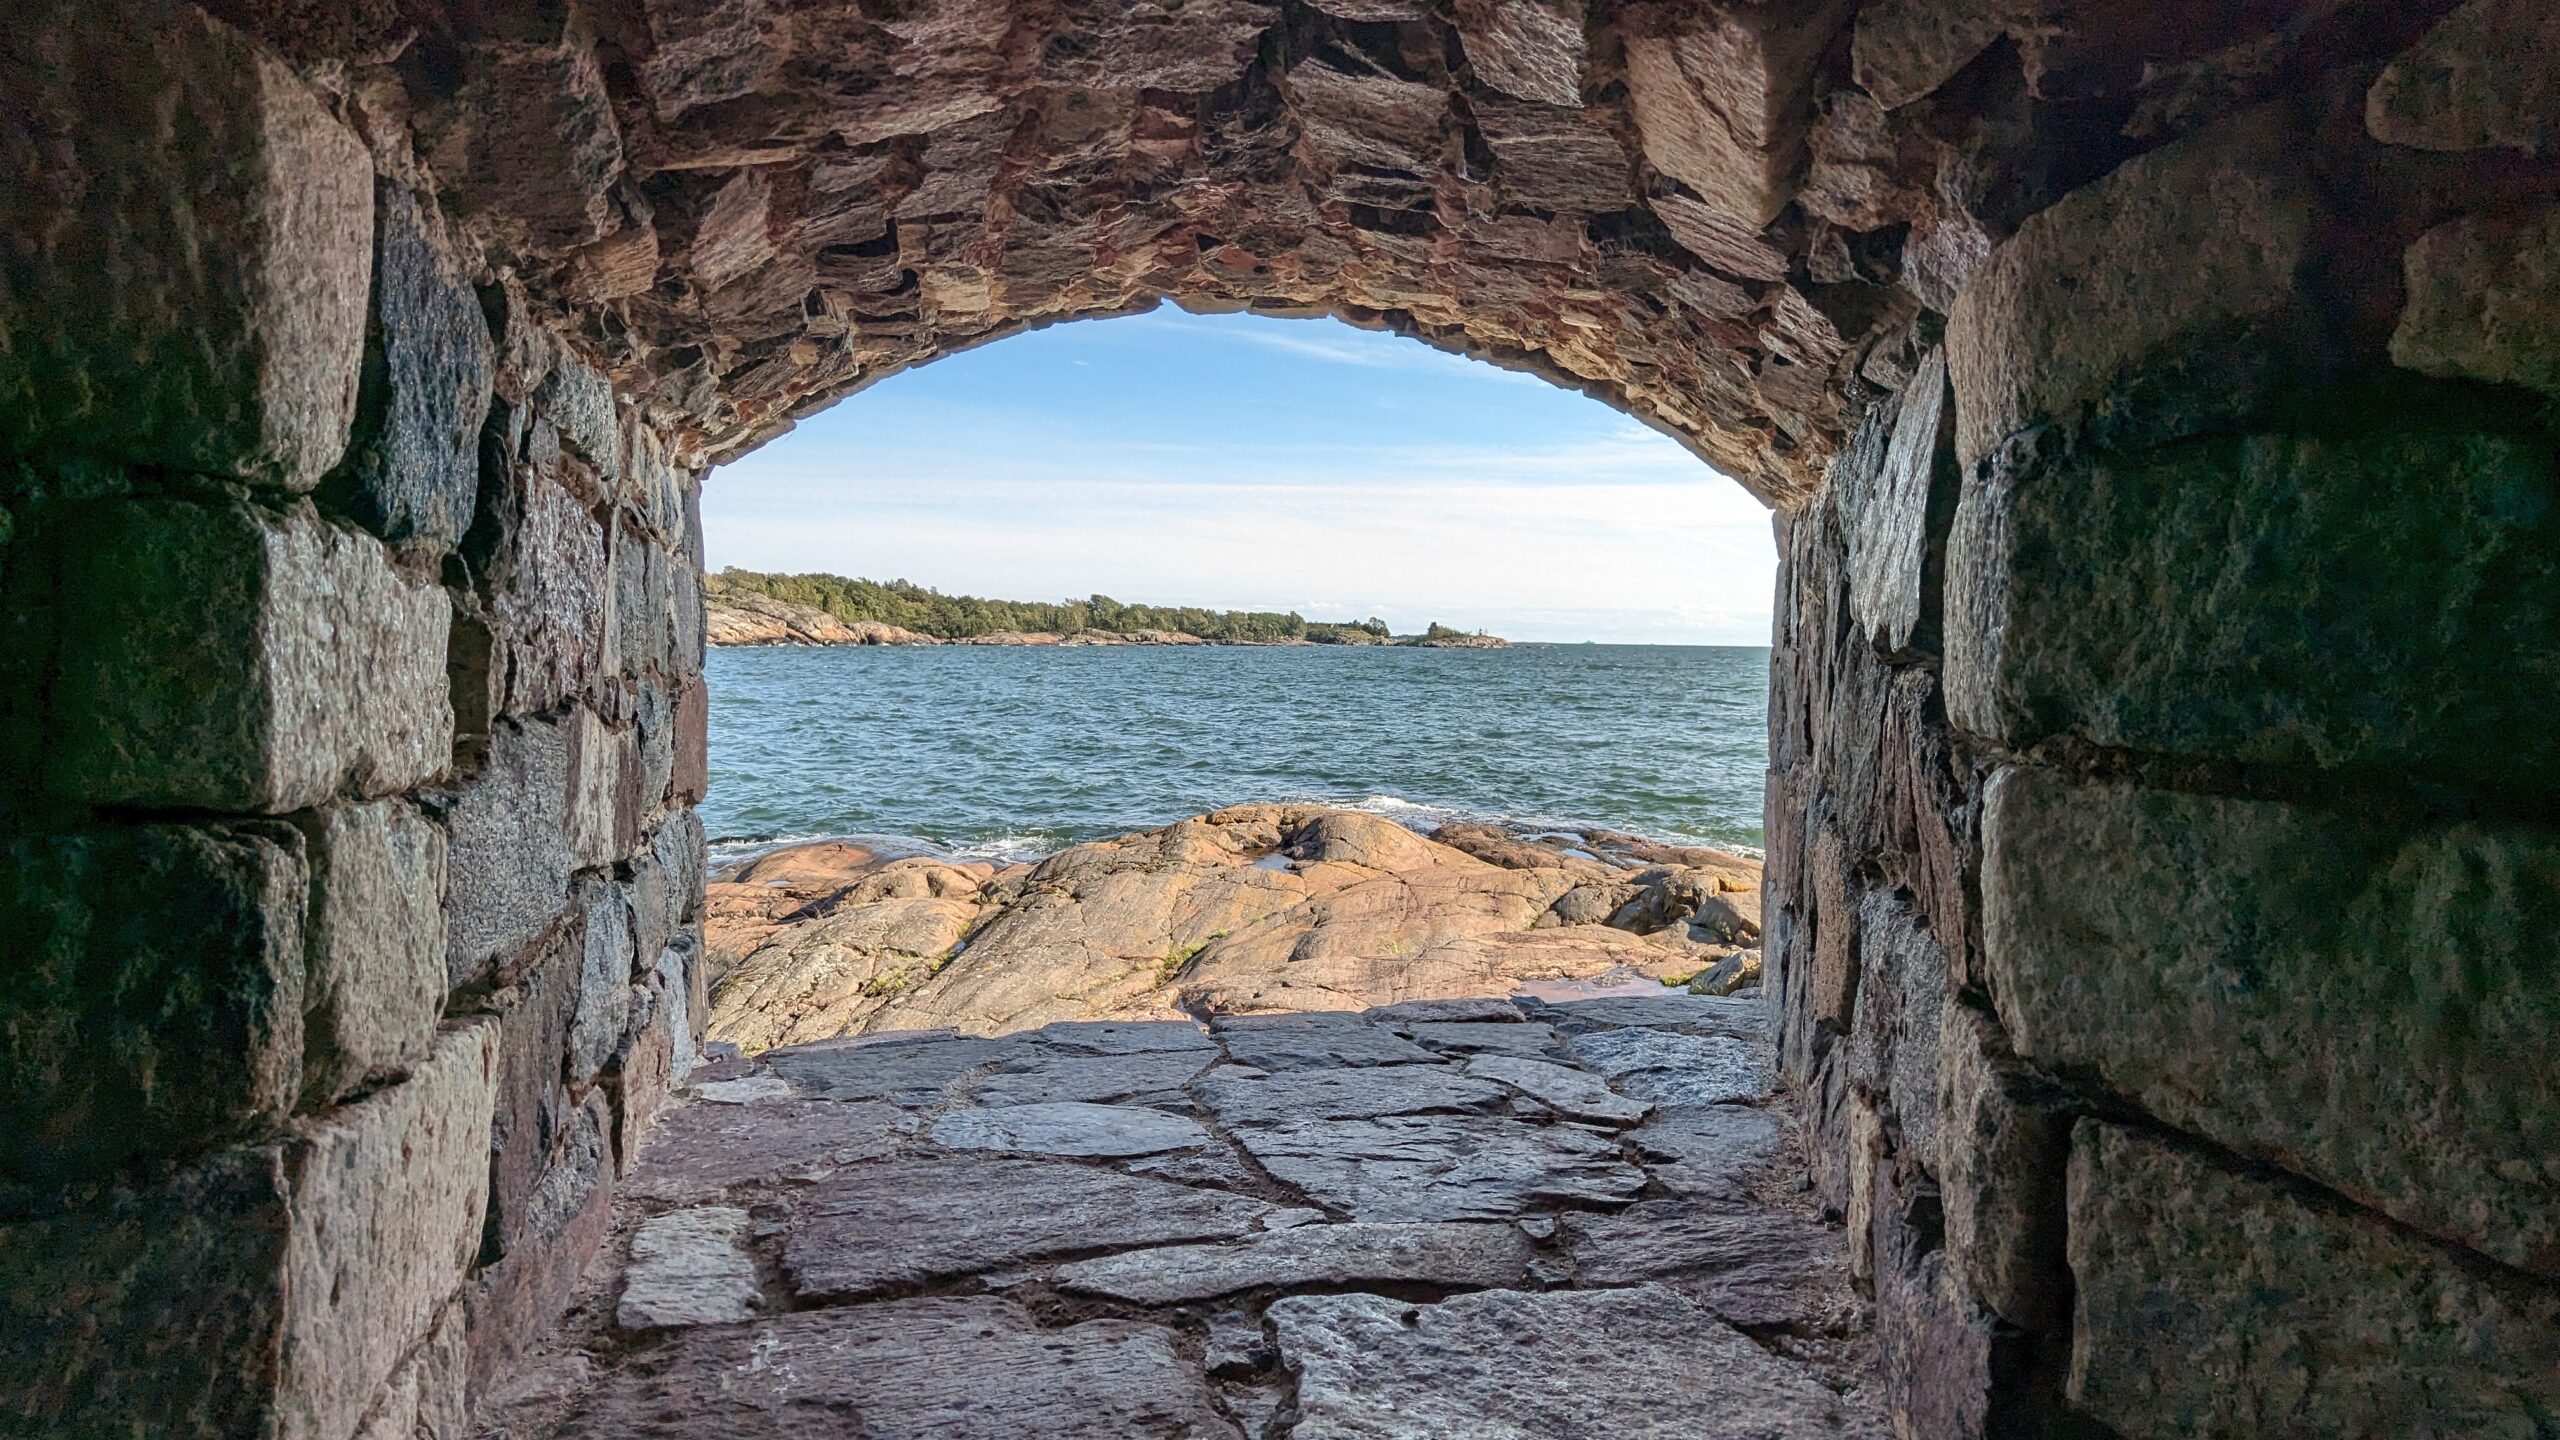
xmin=1055 ymin=1222 xmax=1534 ymax=1304
xmin=1268 ymin=1284 xmax=1887 ymax=1438
xmin=1230 ymin=1114 xmax=1646 ymax=1221
xmin=763 ymin=1033 xmax=1019 ymax=1105
xmin=783 ymin=1155 xmax=1271 ymax=1297
xmin=1462 ymin=1055 xmax=1651 ymax=1126
xmin=1566 ymin=1028 xmax=1776 ymax=1107
xmin=1364 ymin=998 xmax=1528 ymax=1024
xmin=616 ymin=1207 xmax=758 ymax=1331
xmin=1210 ymin=1014 xmax=1440 ymax=1071
xmin=1204 ymin=1309 xmax=1272 ymax=1375
xmin=1127 ymin=1143 xmax=1265 ymax=1193
xmin=1525 ymin=993 xmax=1769 ymax=1040
xmin=967 ymin=1048 xmax=1218 ymax=1107
xmin=931 ymin=1101 xmax=1214 ymax=1158
xmin=1628 ymin=1104 xmax=1787 ymax=1199
xmin=684 ymin=1074 xmax=793 ymax=1105
xmin=560 ymin=1297 xmax=1241 ymax=1439
xmin=1563 ymin=1200 xmax=1853 ymax=1329
xmin=1032 ymin=1020 xmax=1220 ymax=1055
xmin=622 ymin=1099 xmax=909 ymax=1204
xmin=1397 ymin=1021 xmax=1563 ymax=1059
xmin=1193 ymin=1065 xmax=1510 ymax=1128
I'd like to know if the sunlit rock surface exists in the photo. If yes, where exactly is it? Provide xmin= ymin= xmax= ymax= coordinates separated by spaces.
xmin=703 ymin=806 xmax=1762 ymax=1050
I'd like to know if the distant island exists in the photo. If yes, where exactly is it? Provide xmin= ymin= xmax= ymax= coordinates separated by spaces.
xmin=705 ymin=570 xmax=1508 ymax=648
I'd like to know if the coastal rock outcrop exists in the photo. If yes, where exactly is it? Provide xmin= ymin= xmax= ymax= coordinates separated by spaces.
xmin=704 ymin=808 xmax=1762 ymax=1050
xmin=700 ymin=583 xmax=939 ymax=647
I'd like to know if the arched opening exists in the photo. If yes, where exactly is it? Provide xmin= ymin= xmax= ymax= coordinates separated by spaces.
xmin=2 ymin=0 xmax=2555 ymax=1436
xmin=526 ymin=307 xmax=1848 ymax=1435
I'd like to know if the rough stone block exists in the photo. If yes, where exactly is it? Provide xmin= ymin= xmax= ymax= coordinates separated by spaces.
xmin=434 ymin=37 xmax=625 ymax=251
xmin=671 ymin=677 xmax=710 ymax=805
xmin=634 ymin=681 xmax=677 ymax=819
xmin=623 ymin=849 xmax=675 ymax=969
xmin=616 ymin=1206 xmax=758 ymax=1330
xmin=651 ymin=805 xmax=707 ymax=932
xmin=1870 ymin=1156 xmax=1999 ymax=1439
xmin=620 ymin=406 xmax=689 ymax=547
xmin=2068 ymin=1121 xmax=2560 ymax=1439
xmin=658 ymin=930 xmax=702 ymax=1078
xmin=0 ymin=823 xmax=305 ymax=1185
xmin=568 ymin=873 xmax=635 ymax=1086
xmin=568 ymin=705 xmax=644 ymax=865
xmin=442 ymin=713 xmax=577 ymax=989
xmin=278 ymin=1021 xmax=498 ymax=1440
xmin=43 ymin=497 xmax=453 ymax=812
xmin=1935 ymin=1004 xmax=2069 ymax=1333
xmin=328 ymin=181 xmax=494 ymax=547
xmin=1806 ymin=824 xmax=1859 ymax=1033
xmin=610 ymin=519 xmax=678 ymax=680
xmin=350 ymin=1302 xmax=466 ymax=1440
xmin=1839 ymin=349 xmax=1952 ymax=657
xmin=535 ymin=349 xmax=621 ymax=488
xmin=1851 ymin=0 xmax=2015 ymax=109
xmin=1946 ymin=427 xmax=2560 ymax=787
xmin=0 ymin=1020 xmax=495 ymax=1440
xmin=1061 ymin=1220 xmax=1534 ymax=1306
xmin=490 ymin=462 xmax=608 ymax=717
xmin=464 ymin=1090 xmax=618 ymax=1397
xmin=1271 ymin=1285 xmax=1884 ymax=1437
xmin=612 ymin=984 xmax=674 ymax=1176
xmin=672 ymin=560 xmax=707 ymax=672
xmin=560 ymin=1297 xmax=1235 ymax=1440
xmin=301 ymin=800 xmax=448 ymax=1106
xmin=0 ymin=1146 xmax=295 ymax=1437
xmin=1621 ymin=0 xmax=1853 ymax=229
xmin=784 ymin=1155 xmax=1273 ymax=1298
xmin=2366 ymin=0 xmax=2560 ymax=156
xmin=1986 ymin=767 xmax=2560 ymax=1276
xmin=1456 ymin=0 xmax=1585 ymax=107
xmin=478 ymin=923 xmax=583 ymax=1260
xmin=1947 ymin=105 xmax=2331 ymax=466
xmin=2391 ymin=206 xmax=2560 ymax=399
xmin=1845 ymin=886 xmax=1948 ymax=1174
xmin=0 ymin=1 xmax=373 ymax=488
xmin=1475 ymin=97 xmax=1635 ymax=218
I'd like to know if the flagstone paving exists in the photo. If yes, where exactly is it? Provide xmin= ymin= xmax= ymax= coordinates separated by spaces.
xmin=477 ymin=993 xmax=1887 ymax=1438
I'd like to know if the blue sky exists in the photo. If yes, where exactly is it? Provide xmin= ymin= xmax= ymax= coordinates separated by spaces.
xmin=703 ymin=307 xmax=1778 ymax=644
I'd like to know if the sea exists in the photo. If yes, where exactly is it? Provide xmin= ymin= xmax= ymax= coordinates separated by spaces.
xmin=701 ymin=643 xmax=1772 ymax=866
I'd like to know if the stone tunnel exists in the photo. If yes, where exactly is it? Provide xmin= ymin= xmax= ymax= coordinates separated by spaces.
xmin=2 ymin=0 xmax=2556 ymax=1434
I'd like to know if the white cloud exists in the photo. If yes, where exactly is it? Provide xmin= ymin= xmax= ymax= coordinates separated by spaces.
xmin=704 ymin=312 xmax=1779 ymax=644
xmin=707 ymin=472 xmax=1776 ymax=644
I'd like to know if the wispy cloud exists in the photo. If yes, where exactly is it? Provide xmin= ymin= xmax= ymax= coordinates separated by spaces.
xmin=706 ymin=310 xmax=1777 ymax=644
xmin=1120 ymin=309 xmax=1547 ymax=386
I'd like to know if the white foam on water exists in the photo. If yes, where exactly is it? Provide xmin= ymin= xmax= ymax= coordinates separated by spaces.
xmin=1317 ymin=793 xmax=1762 ymax=860
xmin=710 ymin=801 xmax=1761 ymax=876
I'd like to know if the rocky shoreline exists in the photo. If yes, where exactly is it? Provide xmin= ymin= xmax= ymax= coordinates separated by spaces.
xmin=703 ymin=806 xmax=1761 ymax=1054
xmin=705 ymin=585 xmax=1510 ymax=649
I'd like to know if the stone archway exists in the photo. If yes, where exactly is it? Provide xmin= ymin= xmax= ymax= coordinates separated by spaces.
xmin=3 ymin=0 xmax=2559 ymax=1436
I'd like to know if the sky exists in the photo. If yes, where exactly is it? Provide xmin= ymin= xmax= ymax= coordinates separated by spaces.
xmin=702 ymin=306 xmax=1778 ymax=645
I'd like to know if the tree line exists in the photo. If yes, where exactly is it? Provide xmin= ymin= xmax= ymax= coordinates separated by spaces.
xmin=710 ymin=569 xmax=1405 ymax=643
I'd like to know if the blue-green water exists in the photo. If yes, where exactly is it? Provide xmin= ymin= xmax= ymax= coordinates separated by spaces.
xmin=703 ymin=644 xmax=1771 ymax=863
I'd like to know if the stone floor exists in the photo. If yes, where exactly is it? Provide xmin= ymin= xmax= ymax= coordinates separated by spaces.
xmin=473 ymin=993 xmax=1887 ymax=1439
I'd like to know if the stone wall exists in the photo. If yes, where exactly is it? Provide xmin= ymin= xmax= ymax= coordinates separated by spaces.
xmin=1763 ymin=5 xmax=2560 ymax=1432
xmin=0 ymin=8 xmax=708 ymax=1434
xmin=4 ymin=0 xmax=2558 ymax=1436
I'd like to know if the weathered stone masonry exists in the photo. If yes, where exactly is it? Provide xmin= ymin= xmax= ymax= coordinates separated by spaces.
xmin=1 ymin=7 xmax=708 ymax=1434
xmin=2 ymin=0 xmax=2557 ymax=1436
